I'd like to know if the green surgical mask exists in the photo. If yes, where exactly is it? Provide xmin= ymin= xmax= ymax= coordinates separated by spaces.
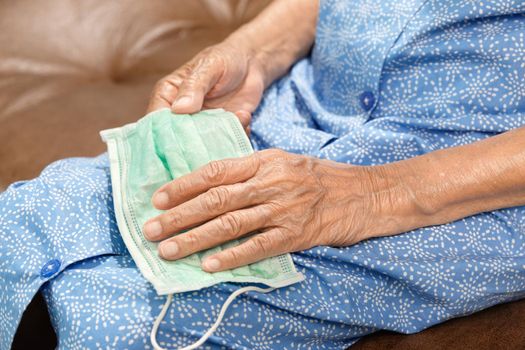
xmin=100 ymin=108 xmax=304 ymax=350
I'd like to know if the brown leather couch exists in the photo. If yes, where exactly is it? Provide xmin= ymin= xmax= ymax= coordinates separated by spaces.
xmin=2 ymin=1 xmax=524 ymax=349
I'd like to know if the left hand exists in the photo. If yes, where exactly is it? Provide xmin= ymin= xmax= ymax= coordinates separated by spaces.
xmin=142 ymin=149 xmax=410 ymax=272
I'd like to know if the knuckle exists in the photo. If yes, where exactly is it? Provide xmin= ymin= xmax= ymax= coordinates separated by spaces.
xmin=257 ymin=205 xmax=273 ymax=226
xmin=182 ymin=74 xmax=204 ymax=92
xmin=203 ymin=161 xmax=226 ymax=184
xmin=266 ymin=202 xmax=283 ymax=218
xmin=153 ymin=78 xmax=170 ymax=93
xmin=219 ymin=213 xmax=242 ymax=238
xmin=243 ymin=181 xmax=259 ymax=202
xmin=251 ymin=235 xmax=271 ymax=255
xmin=261 ymin=148 xmax=287 ymax=159
xmin=167 ymin=180 xmax=185 ymax=198
xmin=183 ymin=232 xmax=201 ymax=249
xmin=167 ymin=210 xmax=182 ymax=227
xmin=186 ymin=57 xmax=221 ymax=89
xmin=290 ymin=155 xmax=310 ymax=169
xmin=203 ymin=187 xmax=228 ymax=211
xmin=178 ymin=63 xmax=194 ymax=77
xmin=226 ymin=248 xmax=243 ymax=265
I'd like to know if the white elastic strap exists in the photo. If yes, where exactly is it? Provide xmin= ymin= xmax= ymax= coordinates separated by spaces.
xmin=151 ymin=286 xmax=275 ymax=350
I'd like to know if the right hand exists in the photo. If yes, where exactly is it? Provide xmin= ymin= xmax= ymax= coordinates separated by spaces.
xmin=147 ymin=41 xmax=266 ymax=131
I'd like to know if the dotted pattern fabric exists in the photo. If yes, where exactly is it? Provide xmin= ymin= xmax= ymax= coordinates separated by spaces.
xmin=2 ymin=0 xmax=525 ymax=349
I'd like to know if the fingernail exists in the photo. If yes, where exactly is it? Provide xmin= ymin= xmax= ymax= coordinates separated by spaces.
xmin=203 ymin=258 xmax=221 ymax=272
xmin=235 ymin=110 xmax=249 ymax=118
xmin=172 ymin=96 xmax=192 ymax=110
xmin=159 ymin=241 xmax=179 ymax=258
xmin=143 ymin=220 xmax=162 ymax=240
xmin=153 ymin=191 xmax=169 ymax=208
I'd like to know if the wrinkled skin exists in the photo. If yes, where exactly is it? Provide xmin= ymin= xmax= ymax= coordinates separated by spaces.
xmin=142 ymin=127 xmax=525 ymax=272
xmin=147 ymin=41 xmax=265 ymax=132
xmin=142 ymin=149 xmax=405 ymax=272
xmin=147 ymin=0 xmax=318 ymax=132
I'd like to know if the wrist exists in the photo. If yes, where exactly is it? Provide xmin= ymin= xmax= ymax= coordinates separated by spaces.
xmin=370 ymin=152 xmax=473 ymax=237
xmin=224 ymin=29 xmax=299 ymax=89
xmin=316 ymin=160 xmax=421 ymax=243
xmin=357 ymin=162 xmax=430 ymax=240
xmin=224 ymin=0 xmax=318 ymax=88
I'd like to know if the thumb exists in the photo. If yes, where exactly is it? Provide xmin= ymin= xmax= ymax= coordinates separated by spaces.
xmin=171 ymin=58 xmax=222 ymax=114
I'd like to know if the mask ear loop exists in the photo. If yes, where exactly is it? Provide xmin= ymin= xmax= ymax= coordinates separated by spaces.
xmin=151 ymin=285 xmax=275 ymax=350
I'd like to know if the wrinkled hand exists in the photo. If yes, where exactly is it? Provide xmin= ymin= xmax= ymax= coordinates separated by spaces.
xmin=142 ymin=149 xmax=409 ymax=272
xmin=147 ymin=40 xmax=266 ymax=132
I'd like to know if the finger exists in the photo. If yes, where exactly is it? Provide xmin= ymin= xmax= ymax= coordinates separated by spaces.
xmin=202 ymin=228 xmax=292 ymax=272
xmin=147 ymin=75 xmax=182 ymax=113
xmin=171 ymin=57 xmax=223 ymax=114
xmin=144 ymin=180 xmax=266 ymax=241
xmin=234 ymin=110 xmax=251 ymax=129
xmin=157 ymin=205 xmax=272 ymax=260
xmin=152 ymin=154 xmax=260 ymax=210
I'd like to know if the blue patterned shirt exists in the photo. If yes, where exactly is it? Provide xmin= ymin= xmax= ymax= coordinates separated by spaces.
xmin=2 ymin=1 xmax=525 ymax=349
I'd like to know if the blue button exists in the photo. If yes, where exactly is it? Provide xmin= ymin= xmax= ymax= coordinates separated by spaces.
xmin=359 ymin=91 xmax=375 ymax=111
xmin=40 ymin=259 xmax=61 ymax=278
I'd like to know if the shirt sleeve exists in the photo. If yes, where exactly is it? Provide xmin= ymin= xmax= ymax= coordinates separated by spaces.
xmin=0 ymin=155 xmax=126 ymax=348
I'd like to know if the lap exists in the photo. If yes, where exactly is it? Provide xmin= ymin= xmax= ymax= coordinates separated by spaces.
xmin=2 ymin=154 xmax=525 ymax=349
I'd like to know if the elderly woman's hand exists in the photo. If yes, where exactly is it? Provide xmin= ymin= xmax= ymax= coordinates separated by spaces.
xmin=142 ymin=125 xmax=525 ymax=271
xmin=146 ymin=0 xmax=318 ymax=132
xmin=146 ymin=40 xmax=265 ymax=131
xmin=142 ymin=149 xmax=414 ymax=272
